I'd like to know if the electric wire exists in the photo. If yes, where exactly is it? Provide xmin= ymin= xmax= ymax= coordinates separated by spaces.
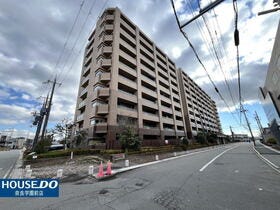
xmin=171 ymin=0 xmax=240 ymax=125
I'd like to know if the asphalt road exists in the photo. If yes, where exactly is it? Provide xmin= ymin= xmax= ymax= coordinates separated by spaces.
xmin=1 ymin=143 xmax=280 ymax=210
xmin=0 ymin=149 xmax=20 ymax=178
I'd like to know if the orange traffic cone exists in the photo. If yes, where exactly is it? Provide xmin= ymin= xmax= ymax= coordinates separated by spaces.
xmin=97 ymin=161 xmax=104 ymax=178
xmin=106 ymin=161 xmax=112 ymax=175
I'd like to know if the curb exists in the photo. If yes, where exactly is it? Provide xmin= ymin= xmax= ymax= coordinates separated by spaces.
xmin=253 ymin=146 xmax=280 ymax=174
xmin=6 ymin=149 xmax=24 ymax=178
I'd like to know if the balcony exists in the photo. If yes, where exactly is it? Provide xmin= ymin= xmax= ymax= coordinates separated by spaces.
xmin=140 ymin=36 xmax=153 ymax=52
xmin=141 ymin=65 xmax=156 ymax=78
xmin=119 ymin=62 xmax=137 ymax=77
xmin=142 ymin=112 xmax=159 ymax=122
xmin=160 ymin=95 xmax=171 ymax=104
xmin=104 ymin=24 xmax=114 ymax=31
xmin=141 ymin=75 xmax=156 ymax=87
xmin=117 ymin=106 xmax=137 ymax=118
xmin=100 ymin=72 xmax=111 ymax=82
xmin=120 ymin=19 xmax=136 ymax=36
xmin=117 ymin=91 xmax=137 ymax=103
xmin=78 ymin=100 xmax=86 ymax=109
xmin=97 ymin=104 xmax=109 ymax=115
xmin=140 ymin=54 xmax=155 ymax=69
xmin=103 ymin=35 xmax=113 ymax=42
xmin=77 ymin=114 xmax=84 ymax=122
xmin=176 ymin=120 xmax=184 ymax=126
xmin=105 ymin=15 xmax=114 ymax=21
xmin=81 ymin=76 xmax=89 ymax=87
xmin=119 ymin=76 xmax=137 ymax=90
xmin=84 ymin=56 xmax=92 ymax=66
xmin=120 ymin=27 xmax=136 ymax=45
xmin=119 ymin=50 xmax=137 ymax=66
xmin=161 ymin=106 xmax=173 ymax=114
xmin=159 ymin=85 xmax=170 ymax=95
xmin=120 ymin=38 xmax=137 ymax=55
xmin=98 ymin=59 xmax=112 ymax=68
xmin=142 ymin=99 xmax=158 ymax=110
xmin=98 ymin=88 xmax=110 ymax=98
xmin=103 ymin=46 xmax=113 ymax=53
xmin=175 ymin=110 xmax=182 ymax=117
xmin=162 ymin=117 xmax=174 ymax=125
xmin=142 ymin=87 xmax=157 ymax=98
xmin=80 ymin=88 xmax=88 ymax=98
xmin=83 ymin=66 xmax=90 ymax=76
xmin=94 ymin=123 xmax=108 ymax=133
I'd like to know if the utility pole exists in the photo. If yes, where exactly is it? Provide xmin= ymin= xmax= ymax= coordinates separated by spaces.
xmin=41 ymin=77 xmax=61 ymax=141
xmin=230 ymin=126 xmax=234 ymax=142
xmin=241 ymin=105 xmax=255 ymax=146
xmin=32 ymin=95 xmax=49 ymax=151
xmin=255 ymin=111 xmax=265 ymax=140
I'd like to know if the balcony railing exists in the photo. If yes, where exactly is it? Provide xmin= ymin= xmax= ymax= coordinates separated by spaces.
xmin=78 ymin=100 xmax=86 ymax=109
xmin=77 ymin=114 xmax=84 ymax=121
xmin=80 ymin=88 xmax=87 ymax=97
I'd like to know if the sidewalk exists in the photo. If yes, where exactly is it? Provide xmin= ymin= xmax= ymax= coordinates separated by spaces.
xmin=254 ymin=141 xmax=280 ymax=169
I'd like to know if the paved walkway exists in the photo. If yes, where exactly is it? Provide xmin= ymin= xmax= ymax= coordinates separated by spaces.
xmin=254 ymin=141 xmax=280 ymax=168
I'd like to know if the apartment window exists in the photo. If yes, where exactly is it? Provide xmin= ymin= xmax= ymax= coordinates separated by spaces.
xmin=90 ymin=118 xmax=106 ymax=125
xmin=119 ymin=44 xmax=136 ymax=58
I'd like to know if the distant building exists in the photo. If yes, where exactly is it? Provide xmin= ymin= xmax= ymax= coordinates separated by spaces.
xmin=233 ymin=134 xmax=249 ymax=142
xmin=73 ymin=7 xmax=222 ymax=149
xmin=259 ymin=21 xmax=280 ymax=144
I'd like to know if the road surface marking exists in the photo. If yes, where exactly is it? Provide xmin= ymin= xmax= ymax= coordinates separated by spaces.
xmin=258 ymin=188 xmax=263 ymax=191
xmin=253 ymin=146 xmax=280 ymax=174
xmin=234 ymin=170 xmax=239 ymax=173
xmin=199 ymin=145 xmax=240 ymax=172
xmin=3 ymin=164 xmax=14 ymax=178
xmin=261 ymin=143 xmax=280 ymax=154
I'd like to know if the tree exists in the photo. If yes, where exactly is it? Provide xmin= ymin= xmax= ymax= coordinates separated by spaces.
xmin=119 ymin=125 xmax=140 ymax=154
xmin=34 ymin=135 xmax=52 ymax=154
xmin=180 ymin=137 xmax=189 ymax=151
xmin=73 ymin=130 xmax=87 ymax=148
xmin=52 ymin=118 xmax=72 ymax=150
xmin=207 ymin=133 xmax=218 ymax=144
xmin=196 ymin=132 xmax=207 ymax=144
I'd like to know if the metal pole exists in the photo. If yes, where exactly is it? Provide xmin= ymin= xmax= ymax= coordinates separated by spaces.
xmin=32 ymin=95 xmax=48 ymax=151
xmin=241 ymin=105 xmax=255 ymax=146
xmin=41 ymin=77 xmax=61 ymax=141
xmin=180 ymin=0 xmax=225 ymax=28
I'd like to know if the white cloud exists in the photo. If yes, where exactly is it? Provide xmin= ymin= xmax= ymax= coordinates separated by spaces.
xmin=22 ymin=94 xmax=31 ymax=100
xmin=0 ymin=0 xmax=277 ymax=135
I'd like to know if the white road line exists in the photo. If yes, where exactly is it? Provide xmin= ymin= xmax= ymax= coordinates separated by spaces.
xmin=3 ymin=164 xmax=14 ymax=178
xmin=253 ymin=146 xmax=280 ymax=170
xmin=199 ymin=145 xmax=240 ymax=172
xmin=260 ymin=143 xmax=280 ymax=154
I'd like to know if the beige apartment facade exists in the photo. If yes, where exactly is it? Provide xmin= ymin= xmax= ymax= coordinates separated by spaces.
xmin=73 ymin=7 xmax=221 ymax=149
xmin=178 ymin=69 xmax=222 ymax=139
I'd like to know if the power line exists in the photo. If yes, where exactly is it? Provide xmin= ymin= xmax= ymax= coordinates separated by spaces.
xmin=50 ymin=0 xmax=85 ymax=80
xmin=59 ymin=0 xmax=111 ymax=85
xmin=232 ymin=0 xmax=242 ymax=120
xmin=170 ymin=0 xmax=240 ymax=125
xmin=56 ymin=0 xmax=98 ymax=81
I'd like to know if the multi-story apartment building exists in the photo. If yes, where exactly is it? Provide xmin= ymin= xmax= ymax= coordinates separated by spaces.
xmin=73 ymin=7 xmax=221 ymax=149
xmin=177 ymin=69 xmax=222 ymax=139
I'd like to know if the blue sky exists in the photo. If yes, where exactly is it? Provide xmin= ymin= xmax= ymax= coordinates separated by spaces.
xmin=0 ymin=0 xmax=279 ymax=138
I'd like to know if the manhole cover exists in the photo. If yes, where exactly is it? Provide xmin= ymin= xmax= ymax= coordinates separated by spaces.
xmin=99 ymin=189 xmax=109 ymax=194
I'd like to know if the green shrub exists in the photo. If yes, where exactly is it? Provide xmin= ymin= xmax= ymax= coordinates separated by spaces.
xmin=34 ymin=139 xmax=52 ymax=154
xmin=267 ymin=138 xmax=277 ymax=145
